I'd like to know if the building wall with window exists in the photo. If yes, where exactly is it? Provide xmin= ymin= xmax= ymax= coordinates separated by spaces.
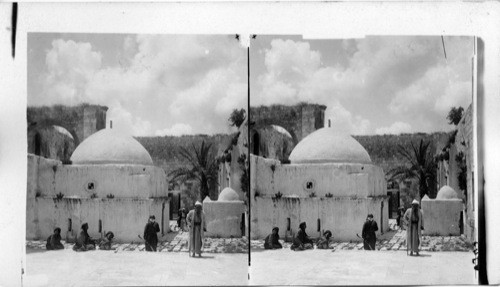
xmin=26 ymin=129 xmax=170 ymax=243
xmin=250 ymin=127 xmax=389 ymax=241
xmin=251 ymin=158 xmax=385 ymax=198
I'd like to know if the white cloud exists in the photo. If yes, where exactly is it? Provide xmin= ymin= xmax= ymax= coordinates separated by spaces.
xmin=375 ymin=122 xmax=412 ymax=135
xmin=389 ymin=64 xmax=471 ymax=116
xmin=434 ymin=80 xmax=471 ymax=113
xmin=326 ymin=101 xmax=371 ymax=135
xmin=254 ymin=39 xmax=372 ymax=135
xmin=38 ymin=39 xmax=102 ymax=105
xmin=107 ymin=104 xmax=152 ymax=136
xmin=264 ymin=39 xmax=321 ymax=82
xmin=155 ymin=123 xmax=193 ymax=136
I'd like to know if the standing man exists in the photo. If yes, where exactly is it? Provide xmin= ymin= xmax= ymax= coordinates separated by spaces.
xmin=397 ymin=207 xmax=405 ymax=230
xmin=362 ymin=214 xmax=378 ymax=250
xmin=187 ymin=201 xmax=207 ymax=257
xmin=177 ymin=209 xmax=182 ymax=230
xmin=144 ymin=215 xmax=160 ymax=252
xmin=404 ymin=199 xmax=424 ymax=256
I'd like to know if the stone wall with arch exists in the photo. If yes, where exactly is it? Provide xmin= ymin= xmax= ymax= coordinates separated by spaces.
xmin=250 ymin=103 xmax=326 ymax=145
xmin=27 ymin=104 xmax=108 ymax=149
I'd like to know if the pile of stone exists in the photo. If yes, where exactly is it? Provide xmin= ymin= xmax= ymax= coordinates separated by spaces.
xmin=419 ymin=235 xmax=473 ymax=252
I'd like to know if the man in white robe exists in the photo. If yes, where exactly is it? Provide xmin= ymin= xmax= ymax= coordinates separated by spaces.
xmin=186 ymin=201 xmax=207 ymax=257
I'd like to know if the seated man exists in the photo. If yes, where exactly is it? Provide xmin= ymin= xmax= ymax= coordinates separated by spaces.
xmin=290 ymin=222 xmax=314 ymax=251
xmin=72 ymin=223 xmax=96 ymax=252
xmin=316 ymin=230 xmax=333 ymax=249
xmin=46 ymin=227 xmax=64 ymax=250
xmin=98 ymin=231 xmax=115 ymax=250
xmin=264 ymin=227 xmax=283 ymax=249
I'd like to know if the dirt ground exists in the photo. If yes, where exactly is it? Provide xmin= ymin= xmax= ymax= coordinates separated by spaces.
xmin=23 ymin=248 xmax=248 ymax=286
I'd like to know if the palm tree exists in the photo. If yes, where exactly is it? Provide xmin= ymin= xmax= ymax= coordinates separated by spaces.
xmin=169 ymin=141 xmax=218 ymax=201
xmin=389 ymin=139 xmax=437 ymax=199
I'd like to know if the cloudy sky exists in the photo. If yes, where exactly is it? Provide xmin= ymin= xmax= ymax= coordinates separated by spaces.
xmin=28 ymin=33 xmax=247 ymax=136
xmin=28 ymin=34 xmax=473 ymax=136
xmin=251 ymin=35 xmax=474 ymax=135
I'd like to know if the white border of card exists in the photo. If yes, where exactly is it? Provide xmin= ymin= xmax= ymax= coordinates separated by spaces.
xmin=1 ymin=1 xmax=499 ymax=286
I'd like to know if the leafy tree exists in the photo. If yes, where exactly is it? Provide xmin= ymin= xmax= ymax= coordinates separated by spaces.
xmin=456 ymin=151 xmax=468 ymax=203
xmin=168 ymin=141 xmax=218 ymax=201
xmin=181 ymin=181 xmax=201 ymax=211
xmin=237 ymin=153 xmax=249 ymax=205
xmin=447 ymin=106 xmax=464 ymax=126
xmin=389 ymin=139 xmax=437 ymax=199
xmin=228 ymin=109 xmax=246 ymax=128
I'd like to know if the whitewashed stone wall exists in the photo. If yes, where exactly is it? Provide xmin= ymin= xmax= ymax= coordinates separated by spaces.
xmin=28 ymin=154 xmax=168 ymax=199
xmin=251 ymin=155 xmax=386 ymax=198
xmin=250 ymin=154 xmax=389 ymax=240
xmin=421 ymin=196 xmax=462 ymax=236
xmin=27 ymin=154 xmax=170 ymax=243
xmin=203 ymin=200 xmax=245 ymax=238
xmin=251 ymin=197 xmax=388 ymax=241
xmin=26 ymin=198 xmax=169 ymax=242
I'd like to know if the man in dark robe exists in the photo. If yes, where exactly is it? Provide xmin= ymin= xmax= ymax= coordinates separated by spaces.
xmin=362 ymin=214 xmax=378 ymax=250
xmin=291 ymin=222 xmax=313 ymax=251
xmin=264 ymin=227 xmax=283 ymax=249
xmin=46 ymin=227 xmax=64 ymax=250
xmin=177 ymin=208 xmax=183 ymax=230
xmin=397 ymin=207 xmax=405 ymax=229
xmin=72 ymin=223 xmax=95 ymax=251
xmin=144 ymin=215 xmax=160 ymax=252
xmin=316 ymin=230 xmax=333 ymax=249
xmin=98 ymin=231 xmax=115 ymax=250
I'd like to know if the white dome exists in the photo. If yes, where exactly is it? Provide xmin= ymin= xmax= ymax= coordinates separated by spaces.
xmin=52 ymin=125 xmax=74 ymax=139
xmin=289 ymin=128 xmax=371 ymax=164
xmin=436 ymin=185 xmax=459 ymax=199
xmin=271 ymin=125 xmax=292 ymax=138
xmin=70 ymin=129 xmax=153 ymax=165
xmin=218 ymin=187 xmax=241 ymax=201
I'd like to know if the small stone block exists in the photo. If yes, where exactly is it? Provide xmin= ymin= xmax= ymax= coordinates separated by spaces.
xmin=336 ymin=242 xmax=348 ymax=250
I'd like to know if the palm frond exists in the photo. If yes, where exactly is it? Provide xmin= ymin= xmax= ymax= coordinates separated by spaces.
xmin=168 ymin=140 xmax=219 ymax=200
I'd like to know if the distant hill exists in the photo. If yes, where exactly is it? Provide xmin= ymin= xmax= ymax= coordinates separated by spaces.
xmin=136 ymin=131 xmax=450 ymax=180
xmin=353 ymin=132 xmax=449 ymax=176
xmin=135 ymin=134 xmax=233 ymax=176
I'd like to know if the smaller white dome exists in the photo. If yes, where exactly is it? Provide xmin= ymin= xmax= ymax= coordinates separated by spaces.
xmin=436 ymin=185 xmax=459 ymax=199
xmin=271 ymin=125 xmax=292 ymax=138
xmin=218 ymin=187 xmax=240 ymax=201
xmin=52 ymin=125 xmax=74 ymax=139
